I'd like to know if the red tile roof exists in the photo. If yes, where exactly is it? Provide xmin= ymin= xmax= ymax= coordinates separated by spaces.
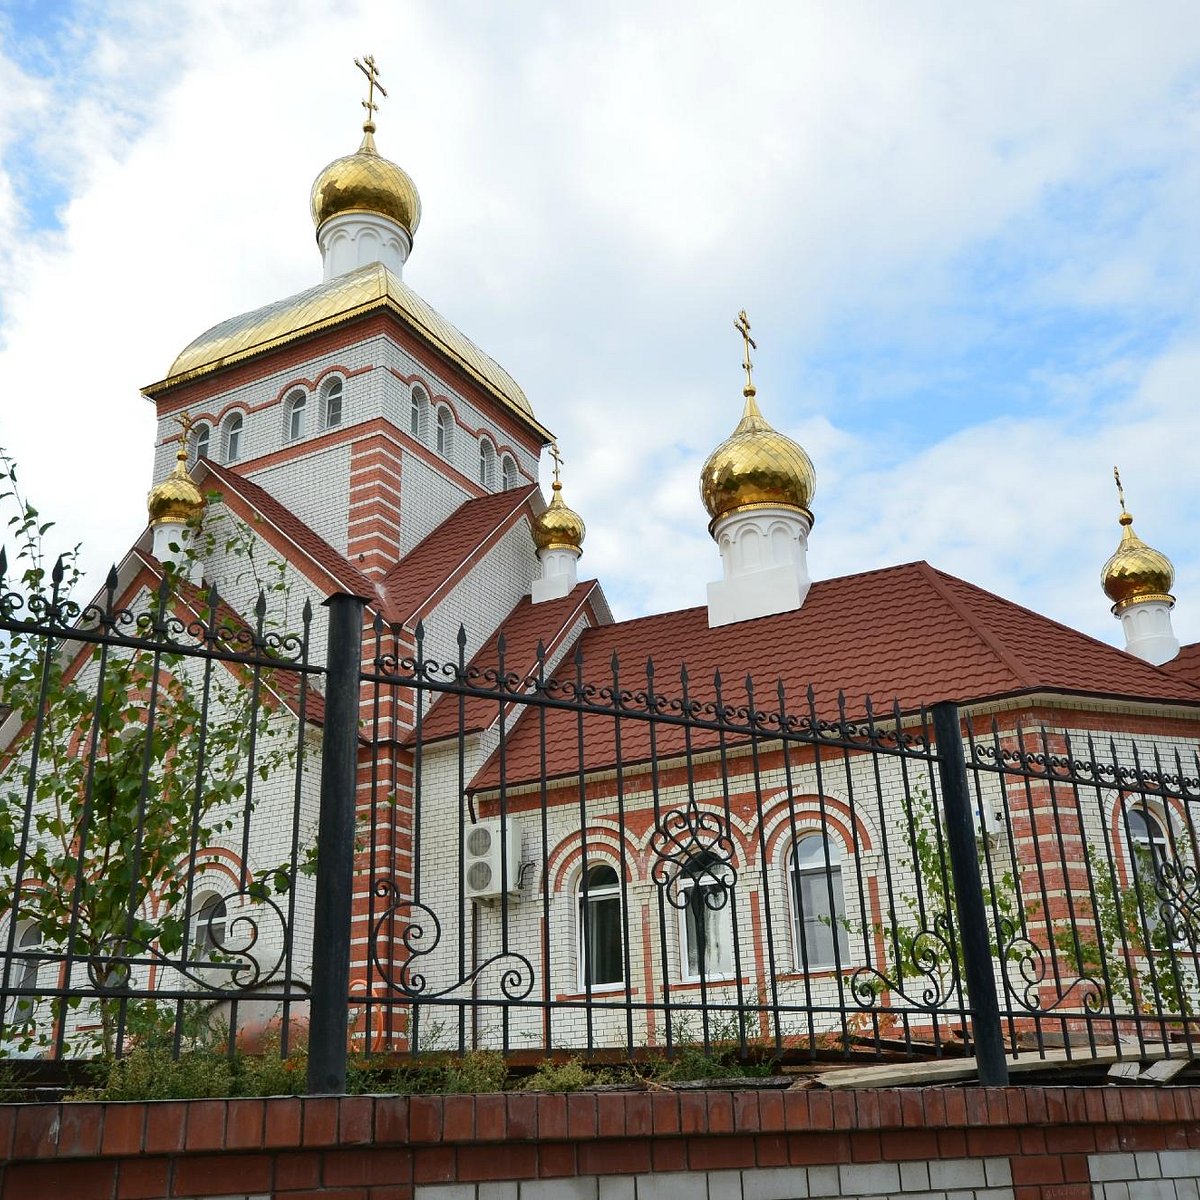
xmin=468 ymin=560 xmax=1200 ymax=790
xmin=410 ymin=581 xmax=604 ymax=746
xmin=1162 ymin=642 xmax=1200 ymax=687
xmin=380 ymin=485 xmax=538 ymax=624
xmin=199 ymin=461 xmax=378 ymax=601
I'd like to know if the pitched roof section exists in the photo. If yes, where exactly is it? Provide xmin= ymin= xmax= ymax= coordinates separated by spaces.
xmin=410 ymin=581 xmax=603 ymax=746
xmin=380 ymin=485 xmax=538 ymax=625
xmin=1162 ymin=642 xmax=1200 ymax=687
xmin=199 ymin=461 xmax=378 ymax=602
xmin=469 ymin=560 xmax=1200 ymax=790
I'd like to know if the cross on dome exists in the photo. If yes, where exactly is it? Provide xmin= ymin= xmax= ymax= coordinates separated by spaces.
xmin=548 ymin=441 xmax=564 ymax=486
xmin=355 ymin=54 xmax=388 ymax=131
xmin=735 ymin=309 xmax=757 ymax=398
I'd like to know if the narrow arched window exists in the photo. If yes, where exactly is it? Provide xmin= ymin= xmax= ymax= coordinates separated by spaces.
xmin=790 ymin=835 xmax=848 ymax=972
xmin=577 ymin=864 xmax=622 ymax=989
xmin=13 ymin=921 xmax=41 ymax=1024
xmin=679 ymin=852 xmax=735 ymax=980
xmin=224 ymin=414 xmax=243 ymax=463
xmin=479 ymin=438 xmax=496 ymax=487
xmin=501 ymin=455 xmax=518 ymax=491
xmin=410 ymin=386 xmax=427 ymax=440
xmin=436 ymin=407 xmax=454 ymax=458
xmin=324 ymin=378 xmax=343 ymax=428
xmin=193 ymin=423 xmax=210 ymax=463
xmin=192 ymin=893 xmax=228 ymax=962
xmin=286 ymin=390 xmax=306 ymax=442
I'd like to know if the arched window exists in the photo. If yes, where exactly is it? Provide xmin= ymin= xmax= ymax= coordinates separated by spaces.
xmin=678 ymin=852 xmax=735 ymax=980
xmin=501 ymin=455 xmax=519 ymax=491
xmin=285 ymin=390 xmax=306 ymax=442
xmin=479 ymin=438 xmax=497 ymax=488
xmin=436 ymin=407 xmax=454 ymax=458
xmin=223 ymin=414 xmax=243 ymax=463
xmin=410 ymin=386 xmax=428 ymax=441
xmin=12 ymin=921 xmax=41 ymax=1025
xmin=192 ymin=893 xmax=228 ymax=962
xmin=577 ymin=864 xmax=622 ymax=989
xmin=324 ymin=378 xmax=343 ymax=428
xmin=1128 ymin=808 xmax=1170 ymax=874
xmin=790 ymin=835 xmax=848 ymax=972
xmin=193 ymin=423 xmax=210 ymax=463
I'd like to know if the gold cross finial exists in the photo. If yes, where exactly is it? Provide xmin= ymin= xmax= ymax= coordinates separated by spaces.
xmin=175 ymin=412 xmax=195 ymax=463
xmin=735 ymin=309 xmax=757 ymax=397
xmin=1114 ymin=465 xmax=1127 ymax=512
xmin=355 ymin=54 xmax=388 ymax=129
xmin=549 ymin=442 xmax=564 ymax=488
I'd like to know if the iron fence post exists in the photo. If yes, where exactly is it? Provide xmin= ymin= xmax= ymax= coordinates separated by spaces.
xmin=931 ymin=700 xmax=1009 ymax=1086
xmin=307 ymin=591 xmax=367 ymax=1095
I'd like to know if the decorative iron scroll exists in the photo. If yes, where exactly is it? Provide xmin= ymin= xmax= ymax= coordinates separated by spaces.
xmin=649 ymin=798 xmax=738 ymax=909
xmin=368 ymin=880 xmax=535 ymax=1001
xmin=848 ymin=911 xmax=961 ymax=1012
xmin=82 ymin=890 xmax=289 ymax=994
xmin=1154 ymin=858 xmax=1200 ymax=947
xmin=992 ymin=915 xmax=1106 ymax=1015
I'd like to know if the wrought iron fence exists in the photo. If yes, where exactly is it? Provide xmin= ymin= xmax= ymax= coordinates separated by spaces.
xmin=3 ymin=565 xmax=1200 ymax=1091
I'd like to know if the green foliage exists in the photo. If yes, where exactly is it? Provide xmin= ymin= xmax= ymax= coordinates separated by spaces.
xmin=520 ymin=1056 xmax=595 ymax=1092
xmin=0 ymin=449 xmax=295 ymax=1055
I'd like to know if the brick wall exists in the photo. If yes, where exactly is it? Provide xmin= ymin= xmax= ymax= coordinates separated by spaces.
xmin=1 ymin=1084 xmax=1197 ymax=1200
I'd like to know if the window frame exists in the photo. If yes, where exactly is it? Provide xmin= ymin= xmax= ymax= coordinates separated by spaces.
xmin=223 ymin=413 xmax=244 ymax=463
xmin=435 ymin=406 xmax=454 ymax=459
xmin=193 ymin=423 xmax=210 ymax=463
xmin=410 ymin=386 xmax=428 ymax=441
xmin=323 ymin=377 xmax=344 ymax=429
xmin=191 ymin=891 xmax=229 ymax=963
xmin=285 ymin=389 xmax=307 ymax=442
xmin=677 ymin=853 xmax=736 ymax=982
xmin=501 ymin=454 xmax=519 ymax=491
xmin=788 ymin=833 xmax=849 ymax=974
xmin=11 ymin=920 xmax=41 ymax=1025
xmin=576 ymin=863 xmax=624 ymax=992
xmin=479 ymin=437 xmax=497 ymax=488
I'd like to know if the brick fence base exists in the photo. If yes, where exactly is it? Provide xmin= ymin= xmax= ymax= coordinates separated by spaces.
xmin=0 ymin=1084 xmax=1197 ymax=1199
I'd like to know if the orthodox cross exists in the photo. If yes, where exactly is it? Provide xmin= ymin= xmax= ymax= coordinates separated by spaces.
xmin=1114 ymin=465 xmax=1127 ymax=512
xmin=355 ymin=55 xmax=388 ymax=124
xmin=176 ymin=411 xmax=195 ymax=454
xmin=735 ymin=309 xmax=757 ymax=394
xmin=549 ymin=442 xmax=564 ymax=486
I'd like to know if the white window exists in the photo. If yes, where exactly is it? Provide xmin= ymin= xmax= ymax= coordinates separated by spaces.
xmin=436 ymin=406 xmax=454 ymax=458
xmin=192 ymin=892 xmax=228 ymax=961
xmin=1126 ymin=807 xmax=1173 ymax=940
xmin=223 ymin=413 xmax=243 ymax=463
xmin=193 ymin=423 xmax=210 ymax=463
xmin=286 ymin=390 xmax=306 ymax=442
xmin=324 ymin=378 xmax=343 ymax=428
xmin=11 ymin=921 xmax=41 ymax=1025
xmin=501 ymin=455 xmax=519 ymax=491
xmin=410 ymin=386 xmax=428 ymax=440
xmin=790 ymin=835 xmax=848 ymax=972
xmin=577 ymin=864 xmax=623 ymax=990
xmin=679 ymin=853 xmax=735 ymax=980
xmin=479 ymin=438 xmax=497 ymax=488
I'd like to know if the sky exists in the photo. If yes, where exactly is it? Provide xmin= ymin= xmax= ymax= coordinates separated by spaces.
xmin=1 ymin=1 xmax=1200 ymax=653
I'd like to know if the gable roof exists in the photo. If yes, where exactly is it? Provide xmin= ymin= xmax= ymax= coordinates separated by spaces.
xmin=1162 ymin=642 xmax=1200 ymax=687
xmin=199 ymin=460 xmax=378 ymax=602
xmin=469 ymin=560 xmax=1200 ymax=790
xmin=380 ymin=484 xmax=539 ymax=624
xmin=409 ymin=580 xmax=604 ymax=747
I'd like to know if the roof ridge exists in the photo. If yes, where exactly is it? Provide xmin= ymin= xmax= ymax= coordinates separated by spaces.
xmin=916 ymin=561 xmax=1034 ymax=691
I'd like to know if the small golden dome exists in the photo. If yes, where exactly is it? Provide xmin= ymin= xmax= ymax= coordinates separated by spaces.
xmin=1101 ymin=468 xmax=1174 ymax=613
xmin=148 ymin=443 xmax=205 ymax=528
xmin=699 ymin=388 xmax=816 ymax=532
xmin=310 ymin=123 xmax=421 ymax=238
xmin=532 ymin=481 xmax=586 ymax=554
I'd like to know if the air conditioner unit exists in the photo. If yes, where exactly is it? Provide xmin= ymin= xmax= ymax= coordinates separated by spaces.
xmin=463 ymin=819 xmax=520 ymax=900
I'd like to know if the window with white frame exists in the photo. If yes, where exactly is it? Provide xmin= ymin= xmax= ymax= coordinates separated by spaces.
xmin=193 ymin=423 xmax=210 ymax=463
xmin=223 ymin=413 xmax=243 ymax=463
xmin=436 ymin=406 xmax=454 ymax=458
xmin=679 ymin=852 xmax=735 ymax=980
xmin=410 ymin=386 xmax=428 ymax=441
xmin=501 ymin=454 xmax=518 ymax=491
xmin=11 ymin=921 xmax=41 ymax=1025
xmin=479 ymin=438 xmax=497 ymax=488
xmin=285 ymin=390 xmax=307 ymax=442
xmin=324 ymin=377 xmax=344 ymax=428
xmin=789 ymin=834 xmax=848 ymax=972
xmin=577 ymin=863 xmax=623 ymax=990
xmin=192 ymin=892 xmax=228 ymax=961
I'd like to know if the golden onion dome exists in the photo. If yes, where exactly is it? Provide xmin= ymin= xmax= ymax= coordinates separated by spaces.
xmin=310 ymin=122 xmax=421 ymax=238
xmin=1101 ymin=474 xmax=1175 ymax=613
xmin=532 ymin=481 xmax=586 ymax=554
xmin=148 ymin=442 xmax=205 ymax=528
xmin=699 ymin=387 xmax=816 ymax=533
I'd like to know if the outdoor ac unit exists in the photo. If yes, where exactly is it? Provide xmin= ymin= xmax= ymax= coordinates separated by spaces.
xmin=463 ymin=819 xmax=520 ymax=900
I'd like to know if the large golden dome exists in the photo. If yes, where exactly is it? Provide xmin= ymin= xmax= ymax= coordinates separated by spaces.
xmin=700 ymin=388 xmax=815 ymax=532
xmin=148 ymin=443 xmax=205 ymax=528
xmin=1102 ymin=510 xmax=1175 ymax=613
xmin=310 ymin=123 xmax=421 ymax=238
xmin=532 ymin=481 xmax=586 ymax=554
